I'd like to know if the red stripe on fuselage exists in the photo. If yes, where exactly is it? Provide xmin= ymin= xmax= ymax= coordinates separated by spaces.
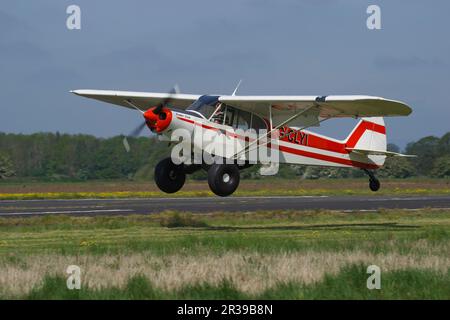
xmin=278 ymin=144 xmax=379 ymax=169
xmin=280 ymin=120 xmax=386 ymax=154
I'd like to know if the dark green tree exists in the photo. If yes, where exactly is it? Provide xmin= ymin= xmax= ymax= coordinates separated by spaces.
xmin=430 ymin=156 xmax=450 ymax=178
xmin=0 ymin=153 xmax=15 ymax=179
xmin=405 ymin=136 xmax=440 ymax=175
xmin=0 ymin=131 xmax=449 ymax=180
xmin=438 ymin=132 xmax=450 ymax=156
xmin=387 ymin=143 xmax=400 ymax=153
xmin=378 ymin=156 xmax=416 ymax=178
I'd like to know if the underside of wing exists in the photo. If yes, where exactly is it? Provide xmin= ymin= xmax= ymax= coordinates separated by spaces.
xmin=71 ymin=89 xmax=200 ymax=111
xmin=219 ymin=95 xmax=412 ymax=127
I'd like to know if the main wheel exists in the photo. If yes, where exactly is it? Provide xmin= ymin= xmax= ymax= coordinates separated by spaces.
xmin=154 ymin=158 xmax=186 ymax=193
xmin=207 ymin=164 xmax=240 ymax=197
xmin=369 ymin=178 xmax=380 ymax=192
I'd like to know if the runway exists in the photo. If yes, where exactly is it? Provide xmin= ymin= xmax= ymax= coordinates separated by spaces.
xmin=0 ymin=195 xmax=449 ymax=216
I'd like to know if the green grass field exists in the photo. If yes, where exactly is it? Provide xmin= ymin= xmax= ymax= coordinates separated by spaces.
xmin=0 ymin=209 xmax=448 ymax=299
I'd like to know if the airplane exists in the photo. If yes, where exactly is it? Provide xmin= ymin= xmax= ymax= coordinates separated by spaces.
xmin=71 ymin=86 xmax=413 ymax=197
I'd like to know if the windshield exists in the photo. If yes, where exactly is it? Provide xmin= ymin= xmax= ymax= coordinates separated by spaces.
xmin=186 ymin=95 xmax=220 ymax=118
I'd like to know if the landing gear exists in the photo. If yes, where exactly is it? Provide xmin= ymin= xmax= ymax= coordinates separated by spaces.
xmin=207 ymin=164 xmax=240 ymax=197
xmin=183 ymin=164 xmax=201 ymax=174
xmin=363 ymin=169 xmax=380 ymax=192
xmin=369 ymin=178 xmax=380 ymax=192
xmin=154 ymin=158 xmax=243 ymax=196
xmin=154 ymin=158 xmax=186 ymax=193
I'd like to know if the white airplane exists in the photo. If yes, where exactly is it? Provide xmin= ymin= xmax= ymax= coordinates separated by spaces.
xmin=71 ymin=87 xmax=412 ymax=197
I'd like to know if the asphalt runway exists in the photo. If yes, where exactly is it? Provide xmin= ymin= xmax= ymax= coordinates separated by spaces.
xmin=0 ymin=195 xmax=449 ymax=217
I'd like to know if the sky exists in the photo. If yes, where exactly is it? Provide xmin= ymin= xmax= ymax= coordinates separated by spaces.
xmin=0 ymin=0 xmax=449 ymax=148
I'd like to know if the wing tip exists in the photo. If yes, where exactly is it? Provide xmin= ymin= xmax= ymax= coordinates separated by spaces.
xmin=70 ymin=89 xmax=85 ymax=96
xmin=398 ymin=102 xmax=413 ymax=116
xmin=70 ymin=89 xmax=102 ymax=97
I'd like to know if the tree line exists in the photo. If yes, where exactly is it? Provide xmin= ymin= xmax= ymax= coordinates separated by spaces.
xmin=0 ymin=131 xmax=449 ymax=180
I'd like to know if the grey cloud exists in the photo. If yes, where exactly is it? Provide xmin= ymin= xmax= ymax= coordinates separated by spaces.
xmin=373 ymin=56 xmax=447 ymax=70
xmin=0 ymin=41 xmax=50 ymax=61
xmin=0 ymin=10 xmax=29 ymax=37
xmin=87 ymin=45 xmax=172 ymax=71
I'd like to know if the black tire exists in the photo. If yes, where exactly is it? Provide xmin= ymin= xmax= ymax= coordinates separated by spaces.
xmin=154 ymin=158 xmax=186 ymax=193
xmin=207 ymin=164 xmax=240 ymax=197
xmin=369 ymin=178 xmax=380 ymax=192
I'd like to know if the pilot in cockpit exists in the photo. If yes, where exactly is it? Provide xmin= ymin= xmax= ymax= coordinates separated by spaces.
xmin=211 ymin=103 xmax=225 ymax=124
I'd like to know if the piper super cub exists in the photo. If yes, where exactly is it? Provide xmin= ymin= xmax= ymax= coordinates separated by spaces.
xmin=71 ymin=86 xmax=413 ymax=197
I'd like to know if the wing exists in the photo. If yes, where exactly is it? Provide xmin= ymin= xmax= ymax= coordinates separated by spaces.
xmin=218 ymin=95 xmax=412 ymax=127
xmin=71 ymin=89 xmax=200 ymax=111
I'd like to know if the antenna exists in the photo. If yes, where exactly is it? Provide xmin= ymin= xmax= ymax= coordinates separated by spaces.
xmin=231 ymin=79 xmax=242 ymax=96
xmin=173 ymin=83 xmax=180 ymax=94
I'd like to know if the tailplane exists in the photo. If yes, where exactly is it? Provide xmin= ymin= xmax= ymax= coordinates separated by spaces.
xmin=343 ymin=117 xmax=414 ymax=193
xmin=344 ymin=117 xmax=415 ymax=158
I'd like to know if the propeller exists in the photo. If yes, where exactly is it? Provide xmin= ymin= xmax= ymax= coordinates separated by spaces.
xmin=122 ymin=121 xmax=147 ymax=153
xmin=122 ymin=84 xmax=179 ymax=152
xmin=153 ymin=84 xmax=179 ymax=115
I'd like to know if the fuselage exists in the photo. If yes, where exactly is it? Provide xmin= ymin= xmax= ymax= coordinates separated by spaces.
xmin=159 ymin=110 xmax=384 ymax=170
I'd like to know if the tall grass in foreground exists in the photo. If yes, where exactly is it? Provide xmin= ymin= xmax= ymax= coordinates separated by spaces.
xmin=1 ymin=249 xmax=448 ymax=298
xmin=0 ymin=209 xmax=448 ymax=299
xmin=22 ymin=265 xmax=449 ymax=300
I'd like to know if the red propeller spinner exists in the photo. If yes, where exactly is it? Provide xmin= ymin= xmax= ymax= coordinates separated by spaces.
xmin=143 ymin=106 xmax=173 ymax=133
xmin=121 ymin=85 xmax=178 ymax=152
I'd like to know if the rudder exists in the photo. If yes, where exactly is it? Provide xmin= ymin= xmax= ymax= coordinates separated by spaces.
xmin=345 ymin=117 xmax=386 ymax=152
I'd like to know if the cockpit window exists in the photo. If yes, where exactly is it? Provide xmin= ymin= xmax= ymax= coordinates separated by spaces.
xmin=210 ymin=104 xmax=266 ymax=131
xmin=186 ymin=95 xmax=220 ymax=119
xmin=250 ymin=114 xmax=267 ymax=130
xmin=187 ymin=97 xmax=268 ymax=131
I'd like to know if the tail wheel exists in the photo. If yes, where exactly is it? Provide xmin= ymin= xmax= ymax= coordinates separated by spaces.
xmin=207 ymin=164 xmax=240 ymax=197
xmin=369 ymin=178 xmax=380 ymax=192
xmin=154 ymin=158 xmax=186 ymax=193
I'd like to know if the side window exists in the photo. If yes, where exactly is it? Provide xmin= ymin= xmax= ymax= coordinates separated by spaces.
xmin=210 ymin=104 xmax=225 ymax=124
xmin=232 ymin=111 xmax=239 ymax=128
xmin=224 ymin=106 xmax=235 ymax=127
xmin=236 ymin=110 xmax=251 ymax=130
xmin=219 ymin=105 xmax=258 ymax=131
xmin=198 ymin=104 xmax=216 ymax=119
xmin=226 ymin=107 xmax=251 ymax=130
xmin=250 ymin=114 xmax=267 ymax=131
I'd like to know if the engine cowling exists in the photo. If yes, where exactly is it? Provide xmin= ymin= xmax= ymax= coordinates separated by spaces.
xmin=143 ymin=107 xmax=173 ymax=133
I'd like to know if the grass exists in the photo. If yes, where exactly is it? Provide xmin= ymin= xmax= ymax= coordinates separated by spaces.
xmin=160 ymin=213 xmax=210 ymax=228
xmin=0 ymin=209 xmax=448 ymax=255
xmin=16 ymin=266 xmax=450 ymax=300
xmin=0 ymin=209 xmax=449 ymax=299
xmin=0 ymin=178 xmax=449 ymax=199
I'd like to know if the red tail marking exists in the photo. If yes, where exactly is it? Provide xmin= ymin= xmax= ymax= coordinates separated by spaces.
xmin=346 ymin=121 xmax=386 ymax=149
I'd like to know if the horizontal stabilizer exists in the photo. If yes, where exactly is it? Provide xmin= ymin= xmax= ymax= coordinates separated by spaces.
xmin=346 ymin=148 xmax=416 ymax=157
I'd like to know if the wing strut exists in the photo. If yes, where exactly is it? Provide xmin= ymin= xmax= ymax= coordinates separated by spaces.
xmin=124 ymin=99 xmax=144 ymax=114
xmin=238 ymin=114 xmax=332 ymax=161
xmin=232 ymin=104 xmax=317 ymax=160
